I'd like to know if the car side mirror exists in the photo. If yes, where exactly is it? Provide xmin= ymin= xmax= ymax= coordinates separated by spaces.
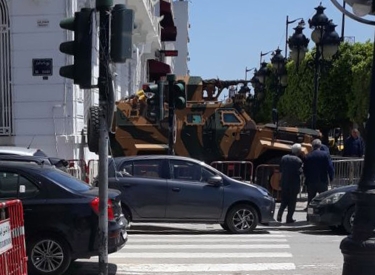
xmin=207 ymin=176 xmax=223 ymax=186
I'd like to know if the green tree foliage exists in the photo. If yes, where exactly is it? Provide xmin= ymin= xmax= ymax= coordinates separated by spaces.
xmin=255 ymin=41 xmax=373 ymax=130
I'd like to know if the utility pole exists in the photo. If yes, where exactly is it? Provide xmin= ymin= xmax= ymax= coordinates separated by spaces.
xmin=167 ymin=74 xmax=176 ymax=155
xmin=96 ymin=1 xmax=113 ymax=275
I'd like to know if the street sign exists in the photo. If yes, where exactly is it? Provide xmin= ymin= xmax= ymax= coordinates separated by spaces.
xmin=32 ymin=58 xmax=53 ymax=76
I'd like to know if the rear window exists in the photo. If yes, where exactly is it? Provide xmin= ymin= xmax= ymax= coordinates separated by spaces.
xmin=43 ymin=169 xmax=91 ymax=192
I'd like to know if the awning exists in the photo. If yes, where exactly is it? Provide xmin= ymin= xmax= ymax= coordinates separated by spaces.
xmin=147 ymin=59 xmax=171 ymax=82
xmin=160 ymin=0 xmax=177 ymax=41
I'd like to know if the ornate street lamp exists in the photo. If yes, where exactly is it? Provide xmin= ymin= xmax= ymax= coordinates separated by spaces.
xmin=285 ymin=16 xmax=306 ymax=60
xmin=256 ymin=62 xmax=270 ymax=85
xmin=308 ymin=4 xmax=341 ymax=129
xmin=288 ymin=21 xmax=310 ymax=68
xmin=245 ymin=67 xmax=256 ymax=80
xmin=329 ymin=3 xmax=375 ymax=275
xmin=270 ymin=48 xmax=288 ymax=110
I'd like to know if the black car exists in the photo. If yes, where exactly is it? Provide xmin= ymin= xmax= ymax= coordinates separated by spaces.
xmin=99 ymin=155 xmax=275 ymax=234
xmin=307 ymin=185 xmax=356 ymax=233
xmin=0 ymin=161 xmax=127 ymax=275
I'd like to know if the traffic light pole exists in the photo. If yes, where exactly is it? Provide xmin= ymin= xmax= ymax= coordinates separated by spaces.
xmin=96 ymin=1 xmax=113 ymax=275
xmin=167 ymin=74 xmax=176 ymax=155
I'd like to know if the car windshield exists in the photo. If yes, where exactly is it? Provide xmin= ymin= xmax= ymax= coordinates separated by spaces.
xmin=43 ymin=169 xmax=92 ymax=192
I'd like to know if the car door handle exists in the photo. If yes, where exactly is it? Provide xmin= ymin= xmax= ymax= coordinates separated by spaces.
xmin=123 ymin=183 xmax=131 ymax=187
xmin=172 ymin=187 xmax=180 ymax=192
xmin=24 ymin=208 xmax=32 ymax=212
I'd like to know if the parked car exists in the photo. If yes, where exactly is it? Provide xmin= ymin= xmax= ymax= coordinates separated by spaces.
xmin=96 ymin=155 xmax=276 ymax=234
xmin=0 ymin=160 xmax=127 ymax=275
xmin=0 ymin=146 xmax=69 ymax=171
xmin=307 ymin=185 xmax=356 ymax=234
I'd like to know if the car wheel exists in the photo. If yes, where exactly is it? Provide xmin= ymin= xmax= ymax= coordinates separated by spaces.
xmin=220 ymin=223 xmax=229 ymax=231
xmin=122 ymin=205 xmax=132 ymax=222
xmin=343 ymin=206 xmax=355 ymax=234
xmin=88 ymin=106 xmax=100 ymax=154
xmin=28 ymin=235 xmax=71 ymax=275
xmin=329 ymin=225 xmax=345 ymax=233
xmin=225 ymin=204 xmax=258 ymax=234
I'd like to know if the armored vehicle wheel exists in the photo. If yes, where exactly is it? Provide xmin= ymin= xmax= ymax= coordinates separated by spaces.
xmin=88 ymin=106 xmax=100 ymax=154
xmin=225 ymin=204 xmax=258 ymax=234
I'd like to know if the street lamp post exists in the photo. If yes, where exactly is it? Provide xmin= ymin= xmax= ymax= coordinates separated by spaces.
xmin=270 ymin=48 xmax=288 ymax=110
xmin=329 ymin=2 xmax=375 ymax=275
xmin=245 ymin=67 xmax=256 ymax=80
xmin=308 ymin=4 xmax=341 ymax=129
xmin=288 ymin=21 xmax=310 ymax=69
xmin=285 ymin=16 xmax=305 ymax=59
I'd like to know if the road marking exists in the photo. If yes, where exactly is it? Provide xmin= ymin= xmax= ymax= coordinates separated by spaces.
xmin=114 ymin=263 xmax=296 ymax=272
xmin=93 ymin=252 xmax=293 ymax=259
xmin=128 ymin=238 xmax=288 ymax=243
xmin=125 ymin=244 xmax=290 ymax=249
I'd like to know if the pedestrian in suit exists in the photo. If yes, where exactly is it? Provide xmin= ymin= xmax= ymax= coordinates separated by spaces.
xmin=277 ymin=143 xmax=303 ymax=223
xmin=304 ymin=139 xmax=334 ymax=205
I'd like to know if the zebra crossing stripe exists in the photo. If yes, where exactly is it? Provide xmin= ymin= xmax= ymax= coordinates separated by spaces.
xmin=125 ymin=244 xmax=290 ymax=249
xmin=95 ymin=252 xmax=293 ymax=259
xmin=128 ymin=238 xmax=288 ymax=243
xmin=114 ymin=263 xmax=296 ymax=273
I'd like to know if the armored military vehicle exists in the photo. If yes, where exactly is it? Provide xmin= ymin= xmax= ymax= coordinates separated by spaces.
xmin=91 ymin=76 xmax=320 ymax=166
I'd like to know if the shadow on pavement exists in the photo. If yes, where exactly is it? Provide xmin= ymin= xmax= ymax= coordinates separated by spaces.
xmin=128 ymin=224 xmax=273 ymax=235
xmin=67 ymin=262 xmax=118 ymax=275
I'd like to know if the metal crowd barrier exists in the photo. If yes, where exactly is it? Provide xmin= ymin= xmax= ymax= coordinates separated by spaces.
xmin=210 ymin=161 xmax=253 ymax=182
xmin=87 ymin=159 xmax=99 ymax=185
xmin=0 ymin=200 xmax=27 ymax=275
xmin=331 ymin=158 xmax=364 ymax=188
xmin=253 ymin=164 xmax=282 ymax=201
xmin=66 ymin=159 xmax=87 ymax=183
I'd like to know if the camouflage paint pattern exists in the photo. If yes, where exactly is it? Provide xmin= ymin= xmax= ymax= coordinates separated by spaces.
xmin=110 ymin=76 xmax=320 ymax=163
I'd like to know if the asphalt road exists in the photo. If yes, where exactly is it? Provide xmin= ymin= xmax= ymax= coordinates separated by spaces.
xmin=69 ymin=202 xmax=345 ymax=275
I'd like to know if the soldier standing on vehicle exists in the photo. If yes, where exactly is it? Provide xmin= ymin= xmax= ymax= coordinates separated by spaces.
xmin=304 ymin=139 xmax=334 ymax=205
xmin=277 ymin=143 xmax=303 ymax=223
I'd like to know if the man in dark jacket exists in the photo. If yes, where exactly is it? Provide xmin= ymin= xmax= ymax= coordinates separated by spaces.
xmin=277 ymin=143 xmax=303 ymax=223
xmin=343 ymin=128 xmax=365 ymax=157
xmin=304 ymin=139 xmax=335 ymax=205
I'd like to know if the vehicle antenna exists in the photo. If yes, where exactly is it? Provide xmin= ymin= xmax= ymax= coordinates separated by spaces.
xmin=27 ymin=135 xmax=36 ymax=149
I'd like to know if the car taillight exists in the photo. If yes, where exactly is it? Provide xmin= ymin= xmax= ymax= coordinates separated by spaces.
xmin=90 ymin=197 xmax=115 ymax=221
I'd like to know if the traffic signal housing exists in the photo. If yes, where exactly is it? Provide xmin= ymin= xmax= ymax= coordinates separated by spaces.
xmin=144 ymin=81 xmax=164 ymax=122
xmin=59 ymin=8 xmax=93 ymax=89
xmin=111 ymin=4 xmax=135 ymax=63
xmin=173 ymin=81 xmax=186 ymax=110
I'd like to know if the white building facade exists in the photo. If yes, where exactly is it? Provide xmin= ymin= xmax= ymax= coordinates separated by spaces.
xmin=173 ymin=0 xmax=190 ymax=76
xmin=0 ymin=0 xmax=184 ymax=161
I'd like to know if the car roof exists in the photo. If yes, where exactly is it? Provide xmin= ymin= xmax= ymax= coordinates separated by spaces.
xmin=112 ymin=155 xmax=205 ymax=165
xmin=0 ymin=146 xmax=47 ymax=156
xmin=0 ymin=160 xmax=53 ymax=171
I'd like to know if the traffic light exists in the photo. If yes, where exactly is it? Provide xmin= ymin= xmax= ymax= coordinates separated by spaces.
xmin=173 ymin=81 xmax=186 ymax=110
xmin=59 ymin=8 xmax=93 ymax=89
xmin=144 ymin=81 xmax=164 ymax=122
xmin=111 ymin=4 xmax=134 ymax=63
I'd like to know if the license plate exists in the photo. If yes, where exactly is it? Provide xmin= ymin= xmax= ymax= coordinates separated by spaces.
xmin=307 ymin=208 xmax=314 ymax=215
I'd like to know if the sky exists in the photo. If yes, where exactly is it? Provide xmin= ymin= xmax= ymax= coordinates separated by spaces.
xmin=187 ymin=0 xmax=375 ymax=80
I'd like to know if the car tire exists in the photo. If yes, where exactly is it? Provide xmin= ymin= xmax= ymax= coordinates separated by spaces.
xmin=220 ymin=223 xmax=229 ymax=231
xmin=225 ymin=204 xmax=258 ymax=234
xmin=343 ymin=206 xmax=355 ymax=234
xmin=27 ymin=234 xmax=72 ymax=275
xmin=88 ymin=106 xmax=100 ymax=154
xmin=329 ymin=225 xmax=345 ymax=233
xmin=122 ymin=205 xmax=132 ymax=222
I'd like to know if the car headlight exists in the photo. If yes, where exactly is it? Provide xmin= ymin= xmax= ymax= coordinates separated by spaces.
xmin=320 ymin=192 xmax=346 ymax=205
xmin=257 ymin=186 xmax=271 ymax=198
